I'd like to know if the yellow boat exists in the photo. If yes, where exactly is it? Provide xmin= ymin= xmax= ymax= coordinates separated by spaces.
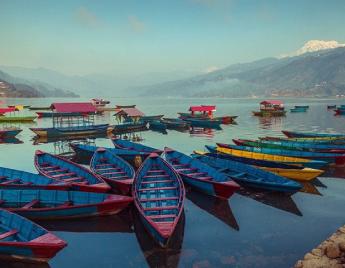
xmin=259 ymin=167 xmax=323 ymax=181
xmin=214 ymin=146 xmax=326 ymax=169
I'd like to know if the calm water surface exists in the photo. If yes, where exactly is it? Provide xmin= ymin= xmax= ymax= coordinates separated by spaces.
xmin=0 ymin=97 xmax=345 ymax=268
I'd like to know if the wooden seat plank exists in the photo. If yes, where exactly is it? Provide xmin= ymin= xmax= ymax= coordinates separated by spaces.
xmin=22 ymin=199 xmax=39 ymax=209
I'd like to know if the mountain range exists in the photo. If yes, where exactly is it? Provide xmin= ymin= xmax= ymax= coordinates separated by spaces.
xmin=135 ymin=46 xmax=345 ymax=98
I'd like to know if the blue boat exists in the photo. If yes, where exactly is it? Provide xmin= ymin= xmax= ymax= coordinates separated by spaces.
xmin=0 ymin=167 xmax=70 ymax=190
xmin=164 ymin=148 xmax=240 ymax=199
xmin=205 ymin=145 xmax=327 ymax=169
xmin=194 ymin=154 xmax=301 ymax=192
xmin=149 ymin=120 xmax=167 ymax=133
xmin=0 ymin=128 xmax=22 ymax=138
xmin=183 ymin=118 xmax=222 ymax=129
xmin=251 ymin=139 xmax=345 ymax=153
xmin=90 ymin=148 xmax=135 ymax=195
xmin=217 ymin=143 xmax=345 ymax=165
xmin=294 ymin=105 xmax=309 ymax=109
xmin=0 ymin=209 xmax=67 ymax=262
xmin=290 ymin=108 xmax=307 ymax=113
xmin=133 ymin=153 xmax=185 ymax=247
xmin=30 ymin=123 xmax=110 ymax=138
xmin=70 ymin=143 xmax=149 ymax=166
xmin=112 ymin=122 xmax=148 ymax=133
xmin=0 ymin=189 xmax=132 ymax=220
xmin=161 ymin=118 xmax=190 ymax=130
xmin=34 ymin=150 xmax=111 ymax=193
xmin=112 ymin=138 xmax=163 ymax=155
xmin=260 ymin=136 xmax=345 ymax=144
xmin=194 ymin=151 xmax=307 ymax=169
xmin=282 ymin=130 xmax=345 ymax=138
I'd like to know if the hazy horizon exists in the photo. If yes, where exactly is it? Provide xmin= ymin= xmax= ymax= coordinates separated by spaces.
xmin=1 ymin=0 xmax=345 ymax=77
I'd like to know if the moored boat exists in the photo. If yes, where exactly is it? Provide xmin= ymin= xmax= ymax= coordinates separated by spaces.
xmin=193 ymin=151 xmax=323 ymax=181
xmin=205 ymin=145 xmax=327 ymax=169
xmin=149 ymin=120 xmax=167 ymax=133
xmin=218 ymin=143 xmax=345 ymax=166
xmin=0 ymin=116 xmax=37 ymax=122
xmin=133 ymin=153 xmax=185 ymax=247
xmin=290 ymin=107 xmax=307 ymax=113
xmin=282 ymin=130 xmax=345 ymax=138
xmin=0 ymin=209 xmax=67 ymax=262
xmin=164 ymin=148 xmax=240 ymax=199
xmin=194 ymin=154 xmax=302 ymax=192
xmin=260 ymin=136 xmax=345 ymax=144
xmin=161 ymin=118 xmax=190 ymax=130
xmin=34 ymin=150 xmax=111 ymax=193
xmin=183 ymin=118 xmax=222 ymax=129
xmin=28 ymin=106 xmax=51 ymax=111
xmin=111 ymin=138 xmax=163 ymax=155
xmin=294 ymin=105 xmax=309 ymax=109
xmin=252 ymin=100 xmax=286 ymax=117
xmin=0 ymin=189 xmax=132 ymax=219
xmin=140 ymin=115 xmax=164 ymax=122
xmin=90 ymin=148 xmax=135 ymax=194
xmin=327 ymin=105 xmax=337 ymax=109
xmin=0 ymin=167 xmax=70 ymax=190
xmin=112 ymin=122 xmax=148 ymax=133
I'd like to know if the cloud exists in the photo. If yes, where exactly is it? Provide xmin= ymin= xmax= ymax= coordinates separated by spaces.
xmin=280 ymin=40 xmax=345 ymax=58
xmin=128 ymin=15 xmax=146 ymax=33
xmin=204 ymin=66 xmax=220 ymax=73
xmin=75 ymin=7 xmax=101 ymax=27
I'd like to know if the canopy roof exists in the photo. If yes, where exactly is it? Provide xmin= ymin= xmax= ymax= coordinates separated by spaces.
xmin=189 ymin=105 xmax=216 ymax=112
xmin=115 ymin=107 xmax=144 ymax=117
xmin=50 ymin=102 xmax=96 ymax=113
xmin=260 ymin=100 xmax=283 ymax=105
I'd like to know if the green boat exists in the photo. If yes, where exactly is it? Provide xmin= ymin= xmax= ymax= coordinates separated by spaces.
xmin=0 ymin=115 xmax=37 ymax=122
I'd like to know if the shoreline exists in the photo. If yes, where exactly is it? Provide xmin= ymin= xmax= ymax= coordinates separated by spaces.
xmin=295 ymin=225 xmax=345 ymax=268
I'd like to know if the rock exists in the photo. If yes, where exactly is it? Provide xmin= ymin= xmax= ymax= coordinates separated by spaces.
xmin=300 ymin=256 xmax=342 ymax=268
xmin=326 ymin=244 xmax=341 ymax=259
xmin=311 ymin=248 xmax=323 ymax=257
xmin=304 ymin=253 xmax=316 ymax=260
xmin=294 ymin=260 xmax=303 ymax=268
xmin=339 ymin=242 xmax=345 ymax=252
xmin=339 ymin=226 xmax=345 ymax=234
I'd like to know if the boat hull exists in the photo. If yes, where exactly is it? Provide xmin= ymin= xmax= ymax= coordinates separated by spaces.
xmin=260 ymin=167 xmax=323 ymax=181
xmin=0 ymin=129 xmax=22 ymax=138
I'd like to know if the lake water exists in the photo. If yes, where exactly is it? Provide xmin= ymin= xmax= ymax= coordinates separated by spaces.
xmin=0 ymin=97 xmax=345 ymax=268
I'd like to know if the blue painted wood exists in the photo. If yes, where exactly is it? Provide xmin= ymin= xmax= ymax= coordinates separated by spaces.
xmin=257 ymin=139 xmax=345 ymax=151
xmin=111 ymin=138 xmax=163 ymax=154
xmin=0 ymin=167 xmax=68 ymax=190
xmin=194 ymin=154 xmax=301 ymax=192
xmin=133 ymin=153 xmax=184 ymax=247
xmin=182 ymin=118 xmax=222 ymax=129
xmin=164 ymin=148 xmax=239 ymax=199
xmin=149 ymin=120 xmax=167 ymax=132
xmin=283 ymin=130 xmax=345 ymax=138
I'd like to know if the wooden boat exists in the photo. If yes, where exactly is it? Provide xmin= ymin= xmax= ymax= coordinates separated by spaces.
xmin=294 ymin=105 xmax=309 ymax=109
xmin=0 ymin=167 xmax=70 ymax=190
xmin=140 ymin=115 xmax=164 ymax=122
xmin=133 ymin=153 xmax=185 ymax=247
xmin=215 ymin=115 xmax=238 ymax=124
xmin=28 ymin=106 xmax=51 ymax=111
xmin=182 ymin=118 xmax=222 ymax=129
xmin=112 ymin=138 xmax=163 ymax=155
xmin=70 ymin=143 xmax=149 ymax=168
xmin=193 ymin=151 xmax=323 ymax=181
xmin=90 ymin=148 xmax=135 ymax=194
xmin=0 ymin=209 xmax=67 ymax=262
xmin=162 ymin=118 xmax=190 ymax=130
xmin=235 ymin=139 xmax=345 ymax=153
xmin=178 ymin=113 xmax=237 ymax=124
xmin=0 ymin=189 xmax=132 ymax=220
xmin=252 ymin=110 xmax=286 ymax=117
xmin=218 ymin=143 xmax=345 ymax=166
xmin=36 ymin=112 xmax=54 ymax=118
xmin=164 ymin=148 xmax=240 ymax=199
xmin=290 ymin=108 xmax=307 ymax=113
xmin=205 ymin=145 xmax=327 ymax=169
xmin=0 ymin=116 xmax=37 ymax=122
xmin=327 ymin=105 xmax=337 ymax=109
xmin=91 ymin=98 xmax=110 ymax=107
xmin=0 ymin=128 xmax=22 ymax=138
xmin=282 ymin=130 xmax=345 ymax=138
xmin=115 ymin=105 xmax=136 ymax=109
xmin=194 ymin=154 xmax=302 ymax=192
xmin=30 ymin=123 xmax=110 ymax=138
xmin=34 ymin=150 xmax=111 ymax=193
xmin=260 ymin=136 xmax=345 ymax=144
xmin=334 ymin=109 xmax=345 ymax=115
xmin=149 ymin=120 xmax=167 ymax=132
xmin=112 ymin=122 xmax=147 ymax=133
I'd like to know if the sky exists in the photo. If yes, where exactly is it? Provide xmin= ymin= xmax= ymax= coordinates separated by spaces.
xmin=0 ymin=0 xmax=345 ymax=76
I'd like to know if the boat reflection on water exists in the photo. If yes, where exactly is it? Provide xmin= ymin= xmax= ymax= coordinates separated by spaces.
xmin=0 ymin=259 xmax=50 ymax=268
xmin=114 ymin=132 xmax=145 ymax=143
xmin=36 ymin=208 xmax=133 ymax=233
xmin=133 ymin=209 xmax=185 ymax=268
xmin=0 ymin=136 xmax=23 ymax=144
xmin=257 ymin=116 xmax=284 ymax=131
xmin=323 ymin=166 xmax=345 ymax=179
xmin=186 ymin=190 xmax=239 ymax=231
xmin=189 ymin=128 xmax=216 ymax=138
xmin=299 ymin=181 xmax=322 ymax=196
xmin=238 ymin=189 xmax=302 ymax=216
